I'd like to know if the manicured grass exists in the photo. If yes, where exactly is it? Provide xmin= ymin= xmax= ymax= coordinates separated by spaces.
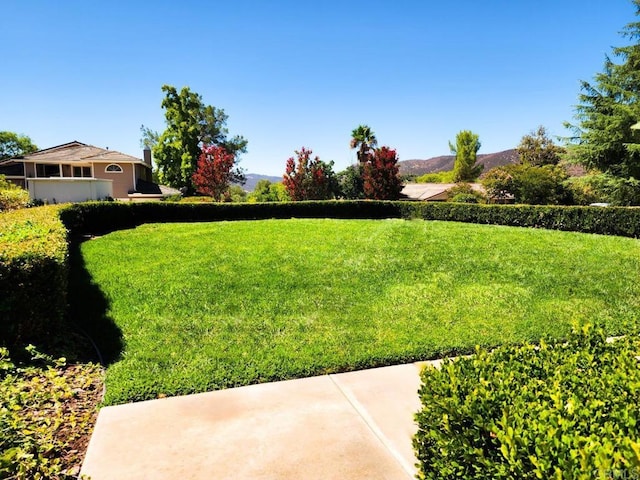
xmin=77 ymin=219 xmax=640 ymax=405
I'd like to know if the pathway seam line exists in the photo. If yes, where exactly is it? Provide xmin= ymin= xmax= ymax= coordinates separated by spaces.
xmin=328 ymin=373 xmax=415 ymax=479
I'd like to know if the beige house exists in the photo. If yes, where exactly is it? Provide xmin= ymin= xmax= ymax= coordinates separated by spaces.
xmin=0 ymin=141 xmax=161 ymax=202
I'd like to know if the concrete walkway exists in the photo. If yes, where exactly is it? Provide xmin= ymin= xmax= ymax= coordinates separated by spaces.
xmin=81 ymin=361 xmax=437 ymax=479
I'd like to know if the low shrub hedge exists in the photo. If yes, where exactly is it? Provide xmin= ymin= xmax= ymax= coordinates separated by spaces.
xmin=59 ymin=200 xmax=640 ymax=238
xmin=398 ymin=202 xmax=640 ymax=238
xmin=0 ymin=206 xmax=68 ymax=351
xmin=413 ymin=325 xmax=640 ymax=479
xmin=57 ymin=201 xmax=405 ymax=235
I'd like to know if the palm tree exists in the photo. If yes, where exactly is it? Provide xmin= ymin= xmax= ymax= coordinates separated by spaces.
xmin=350 ymin=125 xmax=378 ymax=164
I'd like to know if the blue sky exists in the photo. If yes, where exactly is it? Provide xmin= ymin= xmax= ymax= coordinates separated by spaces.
xmin=1 ymin=1 xmax=635 ymax=176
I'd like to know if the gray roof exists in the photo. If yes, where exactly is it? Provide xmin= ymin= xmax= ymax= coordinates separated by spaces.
xmin=401 ymin=183 xmax=485 ymax=201
xmin=15 ymin=141 xmax=146 ymax=165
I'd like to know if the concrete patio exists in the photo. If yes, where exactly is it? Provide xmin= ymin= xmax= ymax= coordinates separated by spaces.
xmin=81 ymin=361 xmax=437 ymax=479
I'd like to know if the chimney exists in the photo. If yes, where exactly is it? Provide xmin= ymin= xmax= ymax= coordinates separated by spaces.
xmin=143 ymin=148 xmax=152 ymax=166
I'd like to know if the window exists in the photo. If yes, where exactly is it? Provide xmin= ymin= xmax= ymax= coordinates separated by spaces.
xmin=73 ymin=166 xmax=92 ymax=178
xmin=36 ymin=164 xmax=61 ymax=177
xmin=105 ymin=164 xmax=123 ymax=173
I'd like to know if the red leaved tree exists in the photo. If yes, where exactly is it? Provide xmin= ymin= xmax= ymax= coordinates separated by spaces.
xmin=363 ymin=146 xmax=402 ymax=200
xmin=192 ymin=144 xmax=245 ymax=201
xmin=283 ymin=147 xmax=337 ymax=200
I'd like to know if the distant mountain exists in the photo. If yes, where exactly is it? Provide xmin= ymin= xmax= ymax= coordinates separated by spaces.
xmin=237 ymin=173 xmax=282 ymax=192
xmin=399 ymin=149 xmax=519 ymax=176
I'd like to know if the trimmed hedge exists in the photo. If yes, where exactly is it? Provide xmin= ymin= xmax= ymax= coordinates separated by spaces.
xmin=59 ymin=200 xmax=640 ymax=238
xmin=413 ymin=325 xmax=640 ymax=479
xmin=0 ymin=206 xmax=68 ymax=350
xmin=57 ymin=200 xmax=405 ymax=235
xmin=398 ymin=202 xmax=640 ymax=238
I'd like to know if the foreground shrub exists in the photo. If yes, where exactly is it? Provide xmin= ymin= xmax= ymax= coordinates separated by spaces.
xmin=413 ymin=325 xmax=640 ymax=479
xmin=0 ymin=346 xmax=102 ymax=479
xmin=0 ymin=175 xmax=29 ymax=211
xmin=0 ymin=206 xmax=68 ymax=351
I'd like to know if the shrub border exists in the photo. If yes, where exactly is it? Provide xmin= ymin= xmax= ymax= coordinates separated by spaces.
xmin=58 ymin=200 xmax=640 ymax=238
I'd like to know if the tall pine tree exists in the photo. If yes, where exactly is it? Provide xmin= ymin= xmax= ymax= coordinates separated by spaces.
xmin=566 ymin=0 xmax=640 ymax=178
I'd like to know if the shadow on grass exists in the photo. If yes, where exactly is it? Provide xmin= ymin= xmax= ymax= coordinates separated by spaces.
xmin=65 ymin=240 xmax=124 ymax=365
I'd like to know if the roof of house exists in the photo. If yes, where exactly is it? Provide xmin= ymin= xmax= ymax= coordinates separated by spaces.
xmin=401 ymin=183 xmax=485 ymax=201
xmin=4 ymin=141 xmax=147 ymax=165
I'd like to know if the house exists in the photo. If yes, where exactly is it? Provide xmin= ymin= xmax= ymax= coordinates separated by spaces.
xmin=401 ymin=183 xmax=486 ymax=201
xmin=0 ymin=141 xmax=168 ymax=202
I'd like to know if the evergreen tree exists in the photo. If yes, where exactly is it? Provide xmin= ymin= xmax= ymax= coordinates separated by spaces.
xmin=517 ymin=126 xmax=565 ymax=166
xmin=449 ymin=130 xmax=482 ymax=182
xmin=566 ymin=0 xmax=640 ymax=179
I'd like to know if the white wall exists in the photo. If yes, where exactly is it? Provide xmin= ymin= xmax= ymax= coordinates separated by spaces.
xmin=28 ymin=178 xmax=113 ymax=203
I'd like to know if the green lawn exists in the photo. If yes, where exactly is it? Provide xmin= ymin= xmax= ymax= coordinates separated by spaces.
xmin=77 ymin=219 xmax=640 ymax=405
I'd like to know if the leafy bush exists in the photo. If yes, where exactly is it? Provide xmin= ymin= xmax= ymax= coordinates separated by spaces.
xmin=414 ymin=325 xmax=640 ymax=479
xmin=0 ymin=175 xmax=29 ymax=211
xmin=248 ymin=180 xmax=290 ymax=202
xmin=564 ymin=174 xmax=611 ymax=205
xmin=482 ymin=164 xmax=569 ymax=205
xmin=444 ymin=183 xmax=485 ymax=204
xmin=0 ymin=346 xmax=102 ymax=479
xmin=0 ymin=206 xmax=68 ymax=351
xmin=416 ymin=170 xmax=455 ymax=183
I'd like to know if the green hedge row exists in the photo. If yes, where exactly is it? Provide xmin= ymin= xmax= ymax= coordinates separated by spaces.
xmin=413 ymin=325 xmax=640 ymax=479
xmin=398 ymin=202 xmax=640 ymax=238
xmin=58 ymin=201 xmax=640 ymax=238
xmin=0 ymin=207 xmax=68 ymax=351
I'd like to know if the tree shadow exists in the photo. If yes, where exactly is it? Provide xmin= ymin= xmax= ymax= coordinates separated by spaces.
xmin=64 ymin=240 xmax=124 ymax=365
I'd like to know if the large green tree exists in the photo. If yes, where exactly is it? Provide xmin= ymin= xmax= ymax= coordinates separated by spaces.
xmin=566 ymin=0 xmax=640 ymax=179
xmin=152 ymin=85 xmax=247 ymax=193
xmin=0 ymin=132 xmax=37 ymax=160
xmin=449 ymin=130 xmax=482 ymax=182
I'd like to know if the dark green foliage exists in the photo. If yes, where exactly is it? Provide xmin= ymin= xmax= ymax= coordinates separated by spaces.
xmin=564 ymin=173 xmax=640 ymax=205
xmin=566 ymin=1 xmax=640 ymax=182
xmin=398 ymin=202 xmax=640 ymax=238
xmin=58 ymin=201 xmax=405 ymax=235
xmin=336 ymin=164 xmax=365 ymax=199
xmin=413 ymin=325 xmax=640 ymax=479
xmin=58 ymin=200 xmax=640 ymax=239
xmin=0 ymin=207 xmax=68 ymax=353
